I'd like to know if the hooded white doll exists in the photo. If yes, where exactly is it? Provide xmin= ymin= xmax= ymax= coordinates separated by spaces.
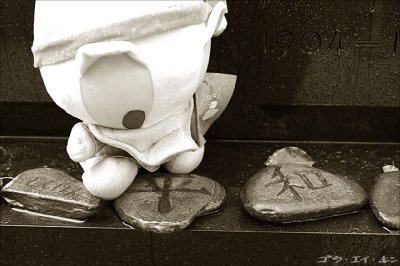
xmin=32 ymin=1 xmax=236 ymax=200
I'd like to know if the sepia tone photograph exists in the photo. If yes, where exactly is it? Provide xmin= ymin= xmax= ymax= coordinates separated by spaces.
xmin=0 ymin=1 xmax=399 ymax=265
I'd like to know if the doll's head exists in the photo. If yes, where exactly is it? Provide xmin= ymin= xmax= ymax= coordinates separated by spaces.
xmin=32 ymin=1 xmax=227 ymax=129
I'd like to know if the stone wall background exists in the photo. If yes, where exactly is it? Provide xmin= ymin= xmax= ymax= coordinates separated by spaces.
xmin=1 ymin=0 xmax=399 ymax=106
xmin=1 ymin=1 xmax=399 ymax=141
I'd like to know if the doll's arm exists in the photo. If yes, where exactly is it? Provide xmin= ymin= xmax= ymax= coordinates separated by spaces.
xmin=66 ymin=122 xmax=97 ymax=162
xmin=205 ymin=0 xmax=227 ymax=37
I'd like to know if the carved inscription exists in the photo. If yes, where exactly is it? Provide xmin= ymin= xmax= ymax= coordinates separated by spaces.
xmin=263 ymin=29 xmax=398 ymax=57
xmin=265 ymin=166 xmax=332 ymax=202
xmin=296 ymin=170 xmax=332 ymax=190
xmin=265 ymin=166 xmax=305 ymax=202
xmin=24 ymin=176 xmax=83 ymax=197
xmin=130 ymin=176 xmax=212 ymax=214
xmin=350 ymin=39 xmax=381 ymax=91
xmin=328 ymin=29 xmax=343 ymax=55
xmin=2 ymin=168 xmax=102 ymax=219
xmin=300 ymin=31 xmax=322 ymax=55
xmin=275 ymin=31 xmax=294 ymax=58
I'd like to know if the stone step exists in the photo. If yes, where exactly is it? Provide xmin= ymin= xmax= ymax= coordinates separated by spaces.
xmin=0 ymin=138 xmax=399 ymax=265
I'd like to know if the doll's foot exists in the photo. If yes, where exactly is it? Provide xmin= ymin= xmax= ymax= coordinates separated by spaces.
xmin=165 ymin=145 xmax=205 ymax=173
xmin=82 ymin=156 xmax=138 ymax=200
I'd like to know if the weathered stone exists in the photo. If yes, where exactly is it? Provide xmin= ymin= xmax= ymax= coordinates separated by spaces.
xmin=113 ymin=173 xmax=225 ymax=233
xmin=369 ymin=171 xmax=400 ymax=230
xmin=240 ymin=147 xmax=368 ymax=222
xmin=1 ymin=168 xmax=102 ymax=219
xmin=264 ymin=146 xmax=315 ymax=167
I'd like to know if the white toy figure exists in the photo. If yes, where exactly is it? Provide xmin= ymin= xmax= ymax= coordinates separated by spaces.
xmin=32 ymin=1 xmax=236 ymax=200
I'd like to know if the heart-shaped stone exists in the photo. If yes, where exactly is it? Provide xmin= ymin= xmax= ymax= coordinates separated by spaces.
xmin=240 ymin=147 xmax=368 ymax=222
xmin=1 ymin=168 xmax=102 ymax=220
xmin=113 ymin=173 xmax=225 ymax=233
xmin=369 ymin=171 xmax=400 ymax=230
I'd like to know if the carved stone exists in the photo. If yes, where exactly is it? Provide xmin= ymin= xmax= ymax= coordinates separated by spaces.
xmin=1 ymin=168 xmax=102 ymax=219
xmin=240 ymin=147 xmax=368 ymax=222
xmin=369 ymin=171 xmax=400 ymax=230
xmin=113 ymin=173 xmax=225 ymax=233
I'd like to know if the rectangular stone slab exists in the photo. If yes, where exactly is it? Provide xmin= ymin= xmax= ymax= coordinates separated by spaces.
xmin=1 ymin=168 xmax=101 ymax=219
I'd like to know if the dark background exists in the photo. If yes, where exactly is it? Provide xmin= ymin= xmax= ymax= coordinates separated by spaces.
xmin=1 ymin=0 xmax=399 ymax=141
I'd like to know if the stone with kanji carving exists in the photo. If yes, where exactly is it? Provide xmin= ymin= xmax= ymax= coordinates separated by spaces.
xmin=1 ymin=168 xmax=102 ymax=220
xmin=240 ymin=147 xmax=367 ymax=222
xmin=369 ymin=171 xmax=400 ymax=230
xmin=113 ymin=173 xmax=225 ymax=232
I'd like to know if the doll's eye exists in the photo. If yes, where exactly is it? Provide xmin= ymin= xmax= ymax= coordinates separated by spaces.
xmin=122 ymin=110 xmax=145 ymax=129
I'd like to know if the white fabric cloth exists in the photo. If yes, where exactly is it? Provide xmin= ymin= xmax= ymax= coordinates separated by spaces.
xmin=32 ymin=1 xmax=211 ymax=67
xmin=87 ymin=100 xmax=199 ymax=172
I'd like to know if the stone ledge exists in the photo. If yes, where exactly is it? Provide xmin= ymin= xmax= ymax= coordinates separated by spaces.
xmin=1 ymin=138 xmax=399 ymax=265
xmin=1 ymin=103 xmax=399 ymax=142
